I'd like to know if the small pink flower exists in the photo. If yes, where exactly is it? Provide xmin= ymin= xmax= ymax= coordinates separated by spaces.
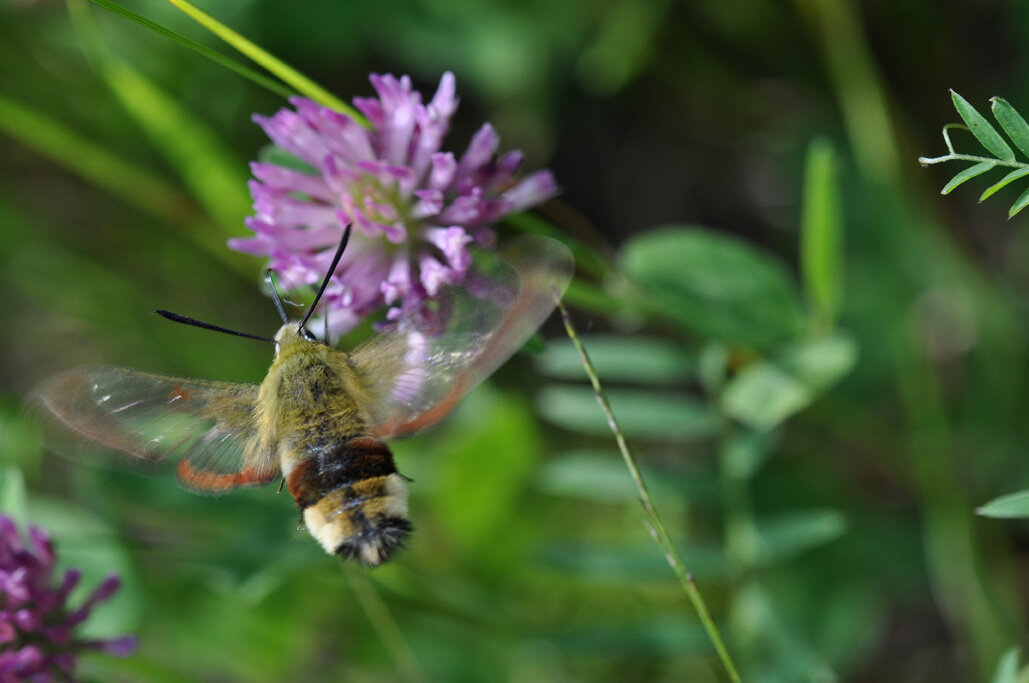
xmin=230 ymin=72 xmax=558 ymax=339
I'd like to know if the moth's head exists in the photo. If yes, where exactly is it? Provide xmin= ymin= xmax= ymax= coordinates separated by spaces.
xmin=155 ymin=226 xmax=352 ymax=352
xmin=274 ymin=322 xmax=321 ymax=355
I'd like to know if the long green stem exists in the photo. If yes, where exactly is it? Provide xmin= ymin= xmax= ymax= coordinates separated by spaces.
xmin=554 ymin=295 xmax=741 ymax=683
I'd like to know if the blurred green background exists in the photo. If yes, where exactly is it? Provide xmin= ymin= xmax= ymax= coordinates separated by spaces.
xmin=2 ymin=0 xmax=1029 ymax=681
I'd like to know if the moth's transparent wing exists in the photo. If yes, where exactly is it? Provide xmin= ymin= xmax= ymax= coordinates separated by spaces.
xmin=31 ymin=367 xmax=277 ymax=495
xmin=351 ymin=235 xmax=574 ymax=438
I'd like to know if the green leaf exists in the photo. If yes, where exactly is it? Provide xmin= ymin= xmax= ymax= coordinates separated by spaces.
xmin=721 ymin=333 xmax=857 ymax=430
xmin=622 ymin=226 xmax=805 ymax=348
xmin=163 ymin=0 xmax=364 ymax=123
xmin=537 ymin=386 xmax=719 ymax=440
xmin=535 ymin=450 xmax=715 ymax=504
xmin=980 ymin=167 xmax=1029 ymax=202
xmin=977 ymin=489 xmax=1029 ymax=518
xmin=536 ymin=451 xmax=640 ymax=502
xmin=1010 ymin=185 xmax=1029 ymax=217
xmin=722 ymin=364 xmax=810 ymax=431
xmin=951 ymin=91 xmax=1014 ymax=161
xmin=756 ymin=509 xmax=848 ymax=564
xmin=941 ymin=161 xmax=996 ymax=195
xmin=83 ymin=0 xmax=293 ymax=99
xmin=777 ymin=332 xmax=859 ymax=389
xmin=991 ymin=647 xmax=1020 ymax=683
xmin=991 ymin=97 xmax=1029 ymax=158
xmin=534 ymin=335 xmax=692 ymax=384
xmin=800 ymin=138 xmax=843 ymax=329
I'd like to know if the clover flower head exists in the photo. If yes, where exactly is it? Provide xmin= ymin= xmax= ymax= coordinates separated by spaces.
xmin=229 ymin=72 xmax=558 ymax=338
xmin=0 ymin=516 xmax=136 ymax=682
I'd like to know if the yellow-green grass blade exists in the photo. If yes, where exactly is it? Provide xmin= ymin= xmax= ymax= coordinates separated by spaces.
xmin=163 ymin=0 xmax=367 ymax=125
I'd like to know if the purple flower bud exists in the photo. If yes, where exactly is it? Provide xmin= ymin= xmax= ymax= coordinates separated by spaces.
xmin=232 ymin=72 xmax=559 ymax=340
xmin=0 ymin=516 xmax=137 ymax=678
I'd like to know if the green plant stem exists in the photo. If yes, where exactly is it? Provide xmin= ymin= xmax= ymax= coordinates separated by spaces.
xmin=918 ymin=123 xmax=1029 ymax=169
xmin=343 ymin=566 xmax=426 ymax=683
xmin=918 ymin=153 xmax=1029 ymax=169
xmin=554 ymin=295 xmax=741 ymax=683
xmin=162 ymin=0 xmax=366 ymax=124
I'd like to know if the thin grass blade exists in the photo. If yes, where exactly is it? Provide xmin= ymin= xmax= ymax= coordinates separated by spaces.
xmin=85 ymin=0 xmax=293 ymax=99
xmin=553 ymin=295 xmax=741 ymax=683
xmin=162 ymin=0 xmax=365 ymax=123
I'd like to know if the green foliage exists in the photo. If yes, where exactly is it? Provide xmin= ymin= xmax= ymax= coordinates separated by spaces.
xmin=920 ymin=91 xmax=1029 ymax=216
xmin=4 ymin=0 xmax=1029 ymax=680
xmin=537 ymin=384 xmax=718 ymax=439
xmin=622 ymin=226 xmax=805 ymax=349
xmin=720 ymin=333 xmax=857 ymax=430
xmin=535 ymin=335 xmax=692 ymax=384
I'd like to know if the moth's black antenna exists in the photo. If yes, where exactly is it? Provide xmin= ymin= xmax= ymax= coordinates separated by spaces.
xmin=300 ymin=224 xmax=352 ymax=334
xmin=265 ymin=270 xmax=289 ymax=324
xmin=156 ymin=310 xmax=275 ymax=343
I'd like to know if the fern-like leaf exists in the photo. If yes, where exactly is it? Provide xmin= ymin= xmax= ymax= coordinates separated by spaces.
xmin=919 ymin=92 xmax=1029 ymax=217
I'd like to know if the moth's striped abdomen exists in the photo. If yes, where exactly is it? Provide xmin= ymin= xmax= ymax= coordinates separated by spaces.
xmin=286 ymin=436 xmax=411 ymax=566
